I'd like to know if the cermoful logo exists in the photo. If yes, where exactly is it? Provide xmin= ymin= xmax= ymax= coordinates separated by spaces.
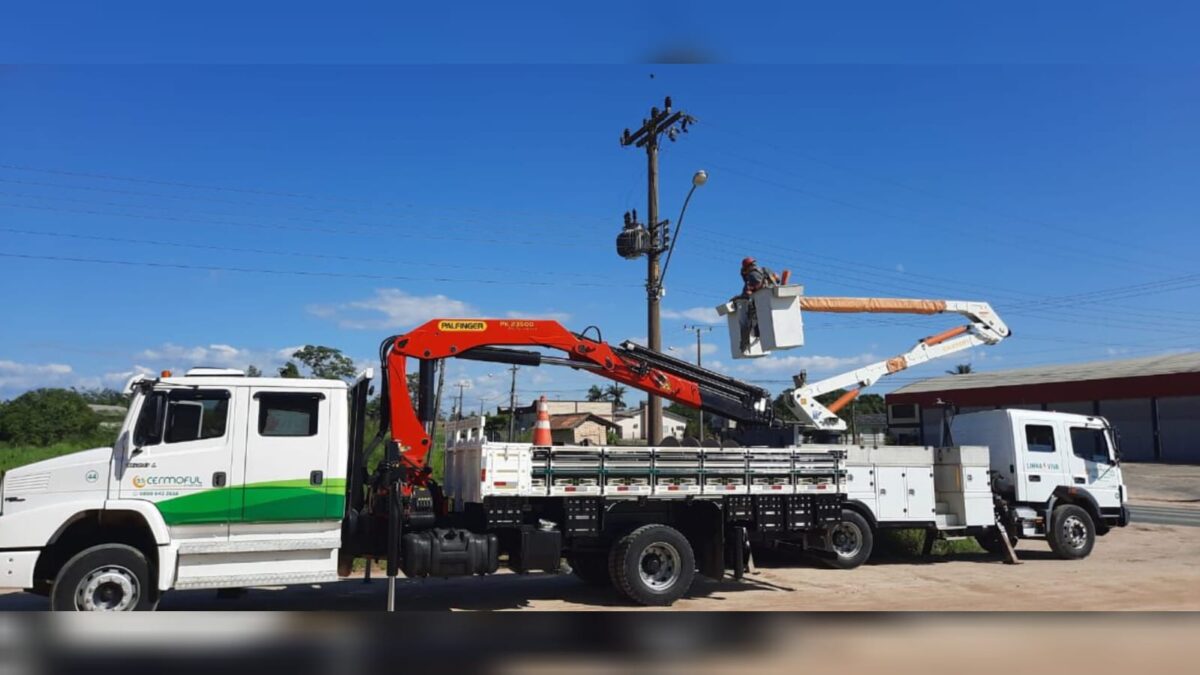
xmin=131 ymin=475 xmax=203 ymax=489
xmin=438 ymin=320 xmax=487 ymax=332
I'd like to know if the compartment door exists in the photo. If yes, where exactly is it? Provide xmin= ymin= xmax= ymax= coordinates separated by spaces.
xmin=876 ymin=467 xmax=908 ymax=520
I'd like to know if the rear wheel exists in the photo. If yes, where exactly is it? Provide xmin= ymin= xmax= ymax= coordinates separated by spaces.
xmin=821 ymin=510 xmax=873 ymax=569
xmin=608 ymin=524 xmax=695 ymax=606
xmin=567 ymin=552 xmax=611 ymax=586
xmin=50 ymin=544 xmax=157 ymax=611
xmin=1047 ymin=504 xmax=1095 ymax=560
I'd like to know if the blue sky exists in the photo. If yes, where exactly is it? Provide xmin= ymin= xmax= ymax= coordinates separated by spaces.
xmin=2 ymin=8 xmax=1199 ymax=411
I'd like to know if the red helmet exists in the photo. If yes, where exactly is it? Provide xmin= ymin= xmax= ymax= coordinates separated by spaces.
xmin=741 ymin=257 xmax=756 ymax=268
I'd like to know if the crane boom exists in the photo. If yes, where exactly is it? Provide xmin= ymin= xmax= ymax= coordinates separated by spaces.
xmin=784 ymin=297 xmax=1010 ymax=430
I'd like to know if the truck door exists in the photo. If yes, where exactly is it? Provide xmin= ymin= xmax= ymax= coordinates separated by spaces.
xmin=238 ymin=389 xmax=334 ymax=523
xmin=120 ymin=388 xmax=236 ymax=536
xmin=1066 ymin=423 xmax=1123 ymax=509
xmin=1017 ymin=419 xmax=1068 ymax=504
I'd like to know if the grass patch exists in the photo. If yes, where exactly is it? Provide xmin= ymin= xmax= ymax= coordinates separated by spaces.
xmin=875 ymin=528 xmax=985 ymax=557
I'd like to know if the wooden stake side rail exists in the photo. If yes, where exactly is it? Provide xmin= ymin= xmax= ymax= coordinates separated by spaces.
xmin=443 ymin=442 xmax=847 ymax=504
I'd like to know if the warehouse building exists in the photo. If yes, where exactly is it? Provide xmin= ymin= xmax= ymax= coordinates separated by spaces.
xmin=885 ymin=352 xmax=1200 ymax=462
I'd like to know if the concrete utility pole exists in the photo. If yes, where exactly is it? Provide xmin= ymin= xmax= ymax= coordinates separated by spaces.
xmin=452 ymin=381 xmax=469 ymax=421
xmin=683 ymin=324 xmax=713 ymax=441
xmin=620 ymin=96 xmax=694 ymax=444
xmin=506 ymin=364 xmax=519 ymax=442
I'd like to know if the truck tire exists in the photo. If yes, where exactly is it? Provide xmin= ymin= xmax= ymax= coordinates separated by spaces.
xmin=608 ymin=524 xmax=695 ymax=606
xmin=50 ymin=544 xmax=158 ymax=611
xmin=1047 ymin=504 xmax=1095 ymax=560
xmin=821 ymin=510 xmax=873 ymax=570
xmin=567 ymin=552 xmax=611 ymax=586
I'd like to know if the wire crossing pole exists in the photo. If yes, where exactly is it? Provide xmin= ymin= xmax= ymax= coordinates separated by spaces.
xmin=683 ymin=324 xmax=713 ymax=441
xmin=621 ymin=96 xmax=694 ymax=444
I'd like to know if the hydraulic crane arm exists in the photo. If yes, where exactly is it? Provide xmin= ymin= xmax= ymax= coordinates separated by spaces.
xmin=785 ymin=298 xmax=1010 ymax=430
xmin=382 ymin=318 xmax=773 ymax=483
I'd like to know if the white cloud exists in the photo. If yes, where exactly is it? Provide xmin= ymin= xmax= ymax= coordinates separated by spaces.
xmin=735 ymin=353 xmax=878 ymax=375
xmin=102 ymin=365 xmax=157 ymax=387
xmin=138 ymin=343 xmax=260 ymax=369
xmin=662 ymin=307 xmax=723 ymax=324
xmin=0 ymin=360 xmax=74 ymax=391
xmin=308 ymin=288 xmax=477 ymax=330
xmin=669 ymin=342 xmax=718 ymax=358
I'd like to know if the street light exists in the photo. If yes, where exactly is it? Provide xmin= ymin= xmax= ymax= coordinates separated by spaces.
xmin=659 ymin=169 xmax=707 ymax=291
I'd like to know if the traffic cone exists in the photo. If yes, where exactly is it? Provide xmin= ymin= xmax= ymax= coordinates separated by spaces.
xmin=532 ymin=395 xmax=553 ymax=446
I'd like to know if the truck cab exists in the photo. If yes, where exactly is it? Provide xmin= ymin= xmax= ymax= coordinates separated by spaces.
xmin=952 ymin=409 xmax=1129 ymax=556
xmin=0 ymin=368 xmax=353 ymax=610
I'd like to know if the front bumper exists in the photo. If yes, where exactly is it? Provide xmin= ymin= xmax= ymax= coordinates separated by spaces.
xmin=0 ymin=550 xmax=39 ymax=590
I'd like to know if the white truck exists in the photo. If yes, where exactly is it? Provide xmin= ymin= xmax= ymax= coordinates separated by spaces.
xmin=823 ymin=408 xmax=1129 ymax=568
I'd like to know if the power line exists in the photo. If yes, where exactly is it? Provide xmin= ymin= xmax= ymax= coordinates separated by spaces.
xmin=0 ymin=251 xmax=631 ymax=288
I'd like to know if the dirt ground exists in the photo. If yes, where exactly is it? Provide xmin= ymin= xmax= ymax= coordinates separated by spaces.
xmin=2 ymin=520 xmax=1196 ymax=611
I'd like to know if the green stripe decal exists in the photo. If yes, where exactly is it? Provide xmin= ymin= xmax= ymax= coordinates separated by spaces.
xmin=155 ymin=478 xmax=347 ymax=525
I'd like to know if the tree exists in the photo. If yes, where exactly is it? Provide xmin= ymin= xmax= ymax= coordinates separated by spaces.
xmin=0 ymin=389 xmax=99 ymax=446
xmin=947 ymin=364 xmax=973 ymax=375
xmin=246 ymin=365 xmax=262 ymax=377
xmin=278 ymin=362 xmax=301 ymax=378
xmin=586 ymin=385 xmax=606 ymax=402
xmin=604 ymin=384 xmax=627 ymax=409
xmin=291 ymin=345 xmax=356 ymax=381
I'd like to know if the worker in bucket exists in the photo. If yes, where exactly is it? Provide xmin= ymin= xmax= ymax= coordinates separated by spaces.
xmin=734 ymin=257 xmax=779 ymax=352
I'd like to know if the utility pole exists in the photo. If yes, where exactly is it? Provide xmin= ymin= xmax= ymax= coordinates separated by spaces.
xmin=452 ymin=381 xmax=469 ymax=421
xmin=683 ymin=324 xmax=713 ymax=441
xmin=506 ymin=364 xmax=519 ymax=442
xmin=620 ymin=96 xmax=694 ymax=444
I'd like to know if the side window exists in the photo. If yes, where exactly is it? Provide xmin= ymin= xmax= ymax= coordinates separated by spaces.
xmin=1025 ymin=424 xmax=1057 ymax=453
xmin=165 ymin=390 xmax=230 ymax=443
xmin=133 ymin=391 xmax=167 ymax=446
xmin=1070 ymin=427 xmax=1110 ymax=463
xmin=258 ymin=393 xmax=322 ymax=437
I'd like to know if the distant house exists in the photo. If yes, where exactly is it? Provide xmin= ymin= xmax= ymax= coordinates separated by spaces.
xmin=548 ymin=413 xmax=620 ymax=446
xmin=613 ymin=404 xmax=688 ymax=441
xmin=500 ymin=399 xmax=615 ymax=436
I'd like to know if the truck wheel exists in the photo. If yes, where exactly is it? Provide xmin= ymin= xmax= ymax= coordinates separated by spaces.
xmin=821 ymin=510 xmax=873 ymax=569
xmin=608 ymin=524 xmax=695 ymax=606
xmin=567 ymin=552 xmax=611 ymax=586
xmin=1047 ymin=504 xmax=1095 ymax=560
xmin=50 ymin=544 xmax=157 ymax=611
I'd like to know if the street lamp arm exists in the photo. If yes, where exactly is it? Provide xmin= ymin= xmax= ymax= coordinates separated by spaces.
xmin=659 ymin=178 xmax=702 ymax=291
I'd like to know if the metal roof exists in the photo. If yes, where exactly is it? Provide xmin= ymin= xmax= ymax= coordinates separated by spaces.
xmin=889 ymin=351 xmax=1200 ymax=396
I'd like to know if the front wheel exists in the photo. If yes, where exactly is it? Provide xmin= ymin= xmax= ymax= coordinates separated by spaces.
xmin=50 ymin=544 xmax=158 ymax=611
xmin=821 ymin=509 xmax=874 ymax=569
xmin=1047 ymin=504 xmax=1096 ymax=560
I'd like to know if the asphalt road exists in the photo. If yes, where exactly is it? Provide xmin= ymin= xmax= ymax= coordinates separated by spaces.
xmin=1129 ymin=504 xmax=1200 ymax=527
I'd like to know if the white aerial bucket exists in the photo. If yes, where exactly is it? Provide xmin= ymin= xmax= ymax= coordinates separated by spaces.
xmin=715 ymin=284 xmax=805 ymax=359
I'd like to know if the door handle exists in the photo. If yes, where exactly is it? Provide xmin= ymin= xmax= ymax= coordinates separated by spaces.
xmin=908 ymin=488 xmax=915 ymax=496
xmin=212 ymin=471 xmax=227 ymax=487
xmin=1073 ymin=476 xmax=1087 ymax=484
xmin=1028 ymin=474 xmax=1041 ymax=482
xmin=310 ymin=470 xmax=324 ymax=486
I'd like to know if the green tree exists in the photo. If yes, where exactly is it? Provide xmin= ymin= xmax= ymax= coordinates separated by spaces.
xmin=947 ymin=363 xmax=973 ymax=375
xmin=278 ymin=362 xmax=302 ymax=378
xmin=604 ymin=384 xmax=627 ymax=409
xmin=665 ymin=402 xmax=701 ymax=438
xmin=246 ymin=365 xmax=263 ymax=377
xmin=291 ymin=345 xmax=356 ymax=381
xmin=586 ymin=385 xmax=606 ymax=402
xmin=0 ymin=389 xmax=99 ymax=446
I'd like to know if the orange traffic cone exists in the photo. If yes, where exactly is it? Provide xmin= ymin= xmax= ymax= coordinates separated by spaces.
xmin=532 ymin=395 xmax=553 ymax=446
